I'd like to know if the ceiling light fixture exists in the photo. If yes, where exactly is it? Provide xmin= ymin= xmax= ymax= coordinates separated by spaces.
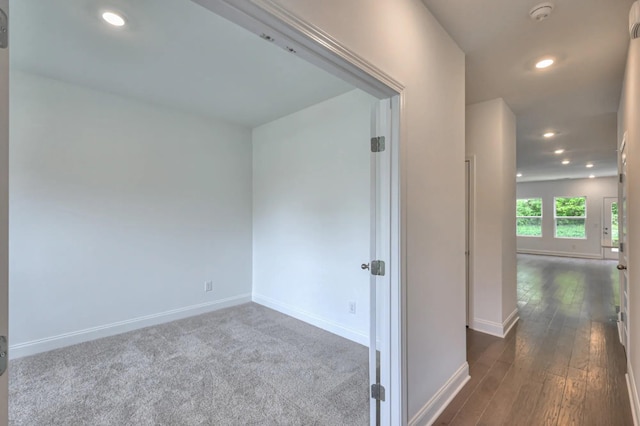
xmin=554 ymin=149 xmax=564 ymax=154
xmin=529 ymin=2 xmax=555 ymax=22
xmin=586 ymin=163 xmax=594 ymax=168
xmin=102 ymin=11 xmax=126 ymax=27
xmin=589 ymin=174 xmax=595 ymax=179
xmin=536 ymin=58 xmax=555 ymax=69
xmin=562 ymin=159 xmax=570 ymax=165
xmin=543 ymin=132 xmax=556 ymax=138
xmin=516 ymin=173 xmax=523 ymax=177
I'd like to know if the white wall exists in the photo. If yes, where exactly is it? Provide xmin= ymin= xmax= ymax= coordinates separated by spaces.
xmin=9 ymin=71 xmax=253 ymax=357
xmin=619 ymin=38 xmax=640 ymax=417
xmin=516 ymin=177 xmax=618 ymax=259
xmin=466 ymin=99 xmax=518 ymax=338
xmin=253 ymin=1 xmax=467 ymax=423
xmin=252 ymin=89 xmax=375 ymax=345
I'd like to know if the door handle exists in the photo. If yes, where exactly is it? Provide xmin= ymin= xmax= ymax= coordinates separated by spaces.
xmin=617 ymin=264 xmax=627 ymax=270
xmin=361 ymin=263 xmax=370 ymax=270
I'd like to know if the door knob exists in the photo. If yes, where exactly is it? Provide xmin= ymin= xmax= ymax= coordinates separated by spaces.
xmin=617 ymin=264 xmax=627 ymax=270
xmin=361 ymin=263 xmax=370 ymax=270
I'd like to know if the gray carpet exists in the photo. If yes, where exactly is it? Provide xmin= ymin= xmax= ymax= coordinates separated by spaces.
xmin=9 ymin=303 xmax=369 ymax=425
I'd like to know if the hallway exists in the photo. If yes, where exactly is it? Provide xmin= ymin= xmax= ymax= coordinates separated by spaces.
xmin=436 ymin=254 xmax=633 ymax=425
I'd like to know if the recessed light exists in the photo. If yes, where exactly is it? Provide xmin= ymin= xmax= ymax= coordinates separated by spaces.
xmin=586 ymin=163 xmax=594 ymax=168
xmin=589 ymin=174 xmax=595 ymax=179
xmin=516 ymin=173 xmax=523 ymax=177
xmin=102 ymin=11 xmax=126 ymax=27
xmin=554 ymin=149 xmax=564 ymax=154
xmin=562 ymin=159 xmax=570 ymax=165
xmin=543 ymin=132 xmax=556 ymax=138
xmin=536 ymin=58 xmax=555 ymax=69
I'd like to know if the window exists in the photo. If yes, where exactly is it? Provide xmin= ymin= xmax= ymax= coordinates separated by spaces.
xmin=612 ymin=201 xmax=619 ymax=251
xmin=554 ymin=197 xmax=587 ymax=239
xmin=516 ymin=198 xmax=542 ymax=237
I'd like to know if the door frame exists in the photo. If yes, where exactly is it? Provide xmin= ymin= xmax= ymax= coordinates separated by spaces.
xmin=465 ymin=157 xmax=476 ymax=327
xmin=191 ymin=1 xmax=406 ymax=424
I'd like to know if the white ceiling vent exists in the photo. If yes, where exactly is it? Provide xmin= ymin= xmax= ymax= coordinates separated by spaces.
xmin=631 ymin=1 xmax=640 ymax=39
xmin=529 ymin=2 xmax=554 ymax=22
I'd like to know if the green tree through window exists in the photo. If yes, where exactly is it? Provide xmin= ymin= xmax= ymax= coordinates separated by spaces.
xmin=612 ymin=202 xmax=619 ymax=246
xmin=516 ymin=198 xmax=542 ymax=237
xmin=554 ymin=197 xmax=586 ymax=238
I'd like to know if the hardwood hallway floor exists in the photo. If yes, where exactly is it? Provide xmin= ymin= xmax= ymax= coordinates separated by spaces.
xmin=435 ymin=254 xmax=633 ymax=426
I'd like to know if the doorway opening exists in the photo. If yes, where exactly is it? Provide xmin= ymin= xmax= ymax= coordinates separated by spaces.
xmin=5 ymin=1 xmax=403 ymax=425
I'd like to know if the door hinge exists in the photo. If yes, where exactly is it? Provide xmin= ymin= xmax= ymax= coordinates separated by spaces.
xmin=0 ymin=8 xmax=7 ymax=49
xmin=620 ymin=242 xmax=624 ymax=253
xmin=621 ymin=312 xmax=626 ymax=322
xmin=371 ymin=136 xmax=385 ymax=153
xmin=371 ymin=383 xmax=386 ymax=401
xmin=0 ymin=336 xmax=6 ymax=376
xmin=371 ymin=260 xmax=385 ymax=276
xmin=620 ymin=173 xmax=624 ymax=183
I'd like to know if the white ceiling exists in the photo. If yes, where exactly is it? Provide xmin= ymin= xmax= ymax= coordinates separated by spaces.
xmin=11 ymin=0 xmax=355 ymax=128
xmin=423 ymin=0 xmax=635 ymax=182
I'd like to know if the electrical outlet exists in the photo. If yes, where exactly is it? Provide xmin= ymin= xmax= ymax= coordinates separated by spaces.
xmin=349 ymin=301 xmax=357 ymax=314
xmin=204 ymin=281 xmax=213 ymax=292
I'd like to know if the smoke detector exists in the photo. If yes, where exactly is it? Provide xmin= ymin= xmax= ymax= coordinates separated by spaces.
xmin=529 ymin=2 xmax=554 ymax=22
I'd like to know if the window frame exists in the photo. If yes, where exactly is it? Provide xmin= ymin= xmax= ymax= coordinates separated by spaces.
xmin=516 ymin=197 xmax=543 ymax=238
xmin=553 ymin=196 xmax=587 ymax=240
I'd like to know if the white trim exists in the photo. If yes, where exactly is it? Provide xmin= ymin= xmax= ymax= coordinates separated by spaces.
xmin=252 ymin=293 xmax=369 ymax=347
xmin=619 ymin=317 xmax=625 ymax=345
xmin=192 ymin=0 xmax=403 ymax=100
xmin=502 ymin=308 xmax=520 ymax=337
xmin=252 ymin=0 xmax=403 ymax=95
xmin=10 ymin=294 xmax=251 ymax=359
xmin=627 ymin=361 xmax=639 ymax=426
xmin=465 ymin=156 xmax=476 ymax=328
xmin=471 ymin=318 xmax=505 ymax=338
xmin=408 ymin=362 xmax=470 ymax=426
xmin=517 ymin=249 xmax=603 ymax=260
xmin=471 ymin=308 xmax=519 ymax=338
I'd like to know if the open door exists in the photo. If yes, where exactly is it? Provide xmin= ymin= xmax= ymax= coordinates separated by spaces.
xmin=368 ymin=99 xmax=391 ymax=425
xmin=0 ymin=0 xmax=8 ymax=421
xmin=618 ymin=136 xmax=629 ymax=350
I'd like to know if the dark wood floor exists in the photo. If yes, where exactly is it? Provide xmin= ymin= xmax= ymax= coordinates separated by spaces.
xmin=435 ymin=254 xmax=634 ymax=426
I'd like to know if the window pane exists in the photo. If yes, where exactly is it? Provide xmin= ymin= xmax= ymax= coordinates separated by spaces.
xmin=555 ymin=218 xmax=586 ymax=238
xmin=516 ymin=198 xmax=542 ymax=217
xmin=517 ymin=218 xmax=542 ymax=236
xmin=555 ymin=197 xmax=586 ymax=217
xmin=612 ymin=202 xmax=619 ymax=246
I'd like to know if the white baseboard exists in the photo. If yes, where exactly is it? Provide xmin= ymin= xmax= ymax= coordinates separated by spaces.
xmin=10 ymin=294 xmax=252 ymax=359
xmin=252 ymin=293 xmax=368 ymax=346
xmin=408 ymin=362 xmax=470 ymax=426
xmin=618 ymin=318 xmax=624 ymax=345
xmin=471 ymin=308 xmax=519 ymax=338
xmin=517 ymin=249 xmax=602 ymax=260
xmin=502 ymin=308 xmax=520 ymax=337
xmin=627 ymin=361 xmax=640 ymax=426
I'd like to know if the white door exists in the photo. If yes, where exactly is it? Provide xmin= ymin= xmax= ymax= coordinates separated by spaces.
xmin=368 ymin=99 xmax=391 ymax=426
xmin=619 ymin=138 xmax=629 ymax=350
xmin=602 ymin=197 xmax=619 ymax=260
xmin=0 ymin=0 xmax=8 ymax=421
